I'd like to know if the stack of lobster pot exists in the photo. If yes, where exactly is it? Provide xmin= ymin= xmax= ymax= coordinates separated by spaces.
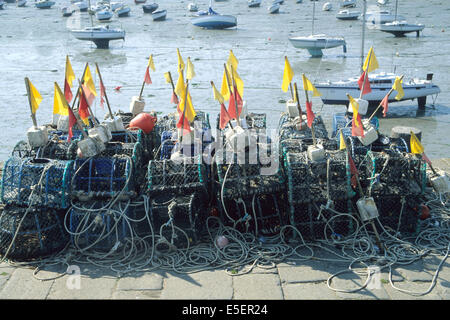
xmin=214 ymin=112 xmax=288 ymax=237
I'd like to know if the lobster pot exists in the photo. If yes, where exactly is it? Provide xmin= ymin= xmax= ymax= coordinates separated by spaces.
xmin=285 ymin=151 xmax=353 ymax=204
xmin=365 ymin=150 xmax=426 ymax=197
xmin=147 ymin=156 xmax=207 ymax=196
xmin=371 ymin=195 xmax=421 ymax=236
xmin=72 ymin=157 xmax=136 ymax=201
xmin=343 ymin=133 xmax=409 ymax=159
xmin=0 ymin=205 xmax=68 ymax=260
xmin=48 ymin=129 xmax=84 ymax=142
xmin=219 ymin=192 xmax=288 ymax=236
xmin=288 ymin=200 xmax=353 ymax=241
xmin=11 ymin=140 xmax=37 ymax=159
xmin=113 ymin=112 xmax=134 ymax=127
xmin=11 ymin=138 xmax=79 ymax=161
xmin=216 ymin=152 xmax=285 ymax=200
xmin=67 ymin=200 xmax=135 ymax=251
xmin=278 ymin=114 xmax=328 ymax=144
xmin=331 ymin=114 xmax=379 ymax=138
xmin=245 ymin=113 xmax=267 ymax=132
xmin=150 ymin=192 xmax=208 ymax=247
xmin=110 ymin=129 xmax=154 ymax=162
xmin=1 ymin=157 xmax=73 ymax=209
xmin=193 ymin=111 xmax=212 ymax=131
xmin=153 ymin=113 xmax=178 ymax=137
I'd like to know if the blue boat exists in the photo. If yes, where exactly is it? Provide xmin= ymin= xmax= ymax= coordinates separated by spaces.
xmin=191 ymin=4 xmax=236 ymax=29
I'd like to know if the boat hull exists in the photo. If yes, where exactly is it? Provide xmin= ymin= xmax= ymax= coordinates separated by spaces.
xmin=191 ymin=14 xmax=237 ymax=29
xmin=152 ymin=9 xmax=166 ymax=21
xmin=379 ymin=23 xmax=425 ymax=37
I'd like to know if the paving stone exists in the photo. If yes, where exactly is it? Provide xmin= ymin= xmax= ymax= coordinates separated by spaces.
xmin=436 ymin=280 xmax=450 ymax=299
xmin=233 ymin=273 xmax=283 ymax=300
xmin=382 ymin=281 xmax=443 ymax=300
xmin=282 ymin=282 xmax=338 ymax=300
xmin=116 ymin=272 xmax=163 ymax=291
xmin=0 ymin=264 xmax=17 ymax=291
xmin=161 ymin=270 xmax=233 ymax=299
xmin=47 ymin=274 xmax=117 ymax=299
xmin=112 ymin=289 xmax=162 ymax=299
xmin=277 ymin=260 xmax=341 ymax=284
xmin=0 ymin=267 xmax=54 ymax=299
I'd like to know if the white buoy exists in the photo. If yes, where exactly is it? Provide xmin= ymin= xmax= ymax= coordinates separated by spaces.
xmin=27 ymin=126 xmax=49 ymax=148
xmin=129 ymin=96 xmax=145 ymax=115
xmin=307 ymin=144 xmax=325 ymax=162
xmin=57 ymin=115 xmax=70 ymax=132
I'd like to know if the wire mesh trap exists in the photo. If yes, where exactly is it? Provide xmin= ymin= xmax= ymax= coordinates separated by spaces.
xmin=11 ymin=137 xmax=79 ymax=161
xmin=278 ymin=113 xmax=329 ymax=144
xmin=1 ymin=157 xmax=74 ymax=209
xmin=71 ymin=156 xmax=136 ymax=202
xmin=365 ymin=150 xmax=426 ymax=197
xmin=66 ymin=200 xmax=143 ymax=252
xmin=0 ymin=204 xmax=68 ymax=261
xmin=147 ymin=156 xmax=208 ymax=196
xmin=149 ymin=191 xmax=208 ymax=248
xmin=331 ymin=113 xmax=379 ymax=138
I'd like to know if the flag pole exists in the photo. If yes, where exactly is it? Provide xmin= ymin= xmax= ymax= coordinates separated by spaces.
xmin=367 ymin=75 xmax=404 ymax=122
xmin=211 ymin=80 xmax=234 ymax=130
xmin=300 ymin=82 xmax=317 ymax=146
xmin=139 ymin=73 xmax=147 ymax=101
xmin=166 ymin=71 xmax=178 ymax=103
xmin=340 ymin=128 xmax=384 ymax=253
xmin=78 ymin=79 xmax=99 ymax=127
xmin=95 ymin=63 xmax=114 ymax=119
xmin=179 ymin=80 xmax=190 ymax=145
xmin=346 ymin=93 xmax=367 ymax=131
xmin=223 ymin=63 xmax=241 ymax=127
xmin=285 ymin=56 xmax=294 ymax=101
xmin=24 ymin=77 xmax=38 ymax=128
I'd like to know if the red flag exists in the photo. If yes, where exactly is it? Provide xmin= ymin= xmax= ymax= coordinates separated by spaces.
xmin=219 ymin=103 xmax=231 ymax=129
xmin=81 ymin=84 xmax=95 ymax=106
xmin=100 ymin=79 xmax=106 ymax=109
xmin=227 ymin=92 xmax=237 ymax=119
xmin=176 ymin=113 xmax=191 ymax=135
xmin=381 ymin=94 xmax=389 ymax=117
xmin=357 ymin=71 xmax=372 ymax=95
xmin=144 ymin=66 xmax=152 ymax=85
xmin=79 ymin=91 xmax=90 ymax=125
xmin=305 ymin=100 xmax=315 ymax=128
xmin=67 ymin=107 xmax=77 ymax=143
xmin=171 ymin=92 xmax=179 ymax=105
xmin=351 ymin=113 xmax=365 ymax=138
xmin=235 ymin=85 xmax=243 ymax=111
xmin=348 ymin=154 xmax=359 ymax=188
xmin=64 ymin=78 xmax=73 ymax=103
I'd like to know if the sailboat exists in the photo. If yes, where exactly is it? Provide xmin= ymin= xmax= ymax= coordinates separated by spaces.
xmin=313 ymin=0 xmax=439 ymax=109
xmin=288 ymin=0 xmax=346 ymax=57
xmin=379 ymin=0 xmax=424 ymax=37
xmin=191 ymin=0 xmax=237 ymax=29
xmin=70 ymin=0 xmax=125 ymax=48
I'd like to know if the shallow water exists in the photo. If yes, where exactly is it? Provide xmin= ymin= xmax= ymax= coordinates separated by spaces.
xmin=0 ymin=0 xmax=449 ymax=162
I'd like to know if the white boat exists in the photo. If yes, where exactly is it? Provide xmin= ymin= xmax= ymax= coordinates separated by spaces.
xmin=378 ymin=1 xmax=425 ymax=37
xmin=247 ymin=0 xmax=261 ymax=8
xmin=322 ymin=2 xmax=332 ymax=11
xmin=364 ymin=10 xmax=405 ymax=25
xmin=314 ymin=72 xmax=440 ymax=108
xmin=109 ymin=1 xmax=123 ymax=11
xmin=288 ymin=1 xmax=346 ymax=57
xmin=142 ymin=2 xmax=157 ymax=13
xmin=336 ymin=9 xmax=360 ymax=20
xmin=96 ymin=8 xmax=113 ymax=21
xmin=73 ymin=0 xmax=88 ymax=11
xmin=188 ymin=2 xmax=198 ymax=11
xmin=268 ymin=2 xmax=280 ymax=14
xmin=152 ymin=9 xmax=166 ymax=21
xmin=340 ymin=0 xmax=356 ymax=8
xmin=377 ymin=0 xmax=388 ymax=5
xmin=71 ymin=25 xmax=125 ymax=48
xmin=35 ymin=0 xmax=55 ymax=9
xmin=191 ymin=3 xmax=237 ymax=29
xmin=273 ymin=0 xmax=283 ymax=4
xmin=62 ymin=6 xmax=74 ymax=16
xmin=16 ymin=0 xmax=26 ymax=7
xmin=115 ymin=4 xmax=130 ymax=17
xmin=0 ymin=1 xmax=5 ymax=9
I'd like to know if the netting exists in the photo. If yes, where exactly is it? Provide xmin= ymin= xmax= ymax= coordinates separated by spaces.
xmin=278 ymin=113 xmax=329 ymax=143
xmin=0 ymin=204 xmax=68 ymax=260
xmin=147 ymin=156 xmax=208 ymax=196
xmin=71 ymin=156 xmax=136 ymax=201
xmin=331 ymin=113 xmax=379 ymax=138
xmin=365 ymin=150 xmax=426 ymax=197
xmin=149 ymin=191 xmax=208 ymax=248
xmin=342 ymin=132 xmax=409 ymax=159
xmin=1 ymin=157 xmax=73 ymax=209
xmin=11 ymin=136 xmax=80 ymax=161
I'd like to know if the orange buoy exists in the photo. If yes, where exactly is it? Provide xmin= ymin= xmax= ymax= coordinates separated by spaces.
xmin=419 ymin=204 xmax=430 ymax=220
xmin=128 ymin=113 xmax=157 ymax=134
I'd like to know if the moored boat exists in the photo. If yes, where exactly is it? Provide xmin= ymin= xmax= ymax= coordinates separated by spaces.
xmin=152 ymin=9 xmax=166 ymax=21
xmin=35 ymin=0 xmax=55 ymax=9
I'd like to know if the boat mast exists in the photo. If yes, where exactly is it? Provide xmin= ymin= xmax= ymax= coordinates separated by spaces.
xmin=360 ymin=0 xmax=367 ymax=72
xmin=394 ymin=0 xmax=398 ymax=20
xmin=311 ymin=0 xmax=315 ymax=35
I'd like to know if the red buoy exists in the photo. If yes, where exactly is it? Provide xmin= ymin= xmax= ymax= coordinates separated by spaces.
xmin=128 ymin=113 xmax=157 ymax=134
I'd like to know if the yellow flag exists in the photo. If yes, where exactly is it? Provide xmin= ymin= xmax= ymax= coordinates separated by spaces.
xmin=348 ymin=94 xmax=360 ymax=127
xmin=220 ymin=69 xmax=231 ymax=101
xmin=179 ymin=92 xmax=196 ymax=122
xmin=175 ymin=70 xmax=185 ymax=98
xmin=83 ymin=64 xmax=97 ymax=96
xmin=212 ymin=82 xmax=224 ymax=104
xmin=302 ymin=74 xmax=321 ymax=97
xmin=363 ymin=47 xmax=379 ymax=73
xmin=164 ymin=72 xmax=172 ymax=84
xmin=53 ymin=82 xmax=69 ymax=116
xmin=281 ymin=56 xmax=294 ymax=93
xmin=340 ymin=131 xmax=346 ymax=150
xmin=27 ymin=78 xmax=42 ymax=114
xmin=65 ymin=55 xmax=75 ymax=88
xmin=392 ymin=76 xmax=404 ymax=100
xmin=186 ymin=57 xmax=195 ymax=80
xmin=410 ymin=131 xmax=424 ymax=154
xmin=148 ymin=55 xmax=156 ymax=72
xmin=227 ymin=50 xmax=239 ymax=71
xmin=177 ymin=48 xmax=185 ymax=72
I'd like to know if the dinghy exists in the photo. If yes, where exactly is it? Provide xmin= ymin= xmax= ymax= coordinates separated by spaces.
xmin=152 ymin=9 xmax=166 ymax=21
xmin=191 ymin=2 xmax=237 ymax=29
